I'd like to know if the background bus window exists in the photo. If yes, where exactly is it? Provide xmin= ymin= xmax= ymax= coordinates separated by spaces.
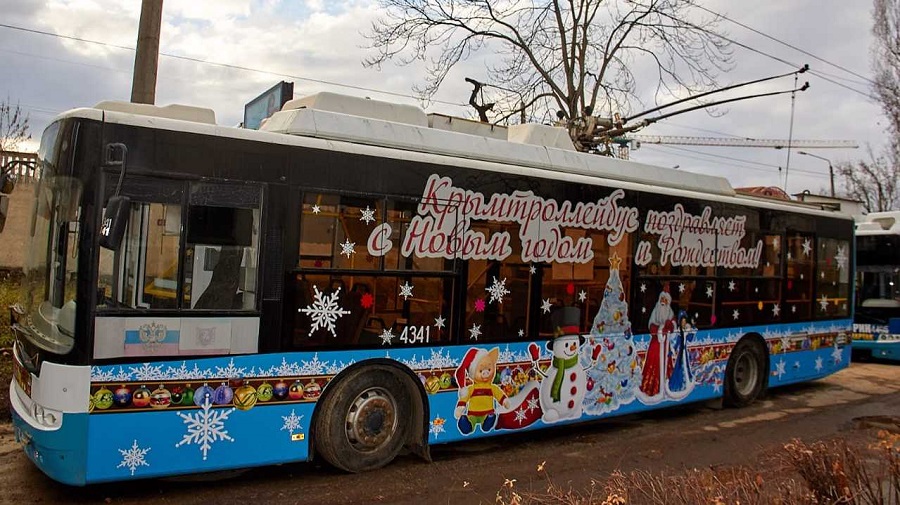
xmin=816 ymin=237 xmax=851 ymax=318
xmin=182 ymin=182 xmax=261 ymax=311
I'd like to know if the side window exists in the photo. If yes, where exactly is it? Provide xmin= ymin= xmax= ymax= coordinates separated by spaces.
xmin=816 ymin=237 xmax=850 ymax=318
xmin=183 ymin=183 xmax=261 ymax=311
xmin=785 ymin=233 xmax=815 ymax=321
xmin=292 ymin=191 xmax=457 ymax=348
xmin=717 ymin=232 xmax=783 ymax=326
xmin=97 ymin=179 xmax=261 ymax=312
xmin=97 ymin=178 xmax=183 ymax=309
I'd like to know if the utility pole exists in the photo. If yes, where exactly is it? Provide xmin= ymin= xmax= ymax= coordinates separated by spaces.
xmin=131 ymin=0 xmax=163 ymax=104
xmin=797 ymin=151 xmax=836 ymax=197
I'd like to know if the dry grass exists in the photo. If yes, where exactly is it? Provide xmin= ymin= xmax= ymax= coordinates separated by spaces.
xmin=493 ymin=429 xmax=900 ymax=505
xmin=0 ymin=270 xmax=21 ymax=421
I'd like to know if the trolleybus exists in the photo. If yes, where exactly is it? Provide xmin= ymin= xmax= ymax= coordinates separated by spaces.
xmin=852 ymin=211 xmax=900 ymax=361
xmin=9 ymin=93 xmax=853 ymax=484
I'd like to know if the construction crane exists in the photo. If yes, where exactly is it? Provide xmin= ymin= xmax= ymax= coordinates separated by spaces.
xmin=615 ymin=135 xmax=858 ymax=159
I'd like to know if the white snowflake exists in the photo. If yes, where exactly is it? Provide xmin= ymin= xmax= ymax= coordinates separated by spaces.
xmin=802 ymin=238 xmax=812 ymax=256
xmin=775 ymin=359 xmax=787 ymax=379
xmin=117 ymin=440 xmax=150 ymax=476
xmin=298 ymin=353 xmax=330 ymax=375
xmin=268 ymin=357 xmax=302 ymax=377
xmin=325 ymin=360 xmax=354 ymax=375
xmin=815 ymin=356 xmax=824 ymax=371
xmin=834 ymin=246 xmax=847 ymax=269
xmin=400 ymin=348 xmax=456 ymax=370
xmin=340 ymin=238 xmax=356 ymax=258
xmin=434 ymin=315 xmax=446 ymax=329
xmin=299 ymin=286 xmax=352 ymax=338
xmin=541 ymin=298 xmax=552 ymax=314
xmin=578 ymin=290 xmax=587 ymax=302
xmin=772 ymin=303 xmax=781 ymax=317
xmin=819 ymin=295 xmax=830 ymax=312
xmin=732 ymin=309 xmax=740 ymax=320
xmin=678 ymin=282 xmax=686 ymax=293
xmin=359 ymin=206 xmax=376 ymax=225
xmin=526 ymin=396 xmax=540 ymax=413
xmin=832 ymin=345 xmax=843 ymax=364
xmin=399 ymin=281 xmax=414 ymax=300
xmin=281 ymin=409 xmax=304 ymax=434
xmin=706 ymin=286 xmax=714 ymax=298
xmin=92 ymin=366 xmax=131 ymax=382
xmin=163 ymin=362 xmax=212 ymax=380
xmin=639 ymin=283 xmax=646 ymax=293
xmin=175 ymin=396 xmax=235 ymax=461
xmin=311 ymin=204 xmax=321 ymax=214
xmin=469 ymin=323 xmax=482 ymax=341
xmin=485 ymin=276 xmax=510 ymax=304
xmin=514 ymin=408 xmax=528 ymax=425
xmin=529 ymin=264 xmax=537 ymax=275
xmin=429 ymin=417 xmax=447 ymax=439
xmin=129 ymin=363 xmax=165 ymax=381
xmin=215 ymin=358 xmax=247 ymax=378
xmin=728 ymin=280 xmax=736 ymax=292
xmin=380 ymin=328 xmax=396 ymax=346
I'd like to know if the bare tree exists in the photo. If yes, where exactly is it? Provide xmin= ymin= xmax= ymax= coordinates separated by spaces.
xmin=835 ymin=0 xmax=900 ymax=212
xmin=0 ymin=98 xmax=31 ymax=154
xmin=837 ymin=149 xmax=900 ymax=213
xmin=364 ymin=0 xmax=733 ymax=149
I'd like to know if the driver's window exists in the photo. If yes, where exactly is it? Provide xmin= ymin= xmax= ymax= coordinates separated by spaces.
xmin=97 ymin=178 xmax=184 ymax=309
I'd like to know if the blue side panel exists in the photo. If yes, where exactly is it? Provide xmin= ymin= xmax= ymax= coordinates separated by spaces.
xmin=81 ymin=319 xmax=849 ymax=482
xmin=12 ymin=411 xmax=90 ymax=486
xmin=85 ymin=403 xmax=314 ymax=482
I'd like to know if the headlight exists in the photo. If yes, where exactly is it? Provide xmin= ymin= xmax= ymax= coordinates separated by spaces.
xmin=31 ymin=403 xmax=61 ymax=428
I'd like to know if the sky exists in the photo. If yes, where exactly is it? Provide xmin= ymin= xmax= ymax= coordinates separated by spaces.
xmin=0 ymin=0 xmax=884 ymax=196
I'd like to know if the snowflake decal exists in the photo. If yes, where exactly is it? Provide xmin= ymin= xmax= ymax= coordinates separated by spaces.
xmin=175 ymin=396 xmax=235 ymax=461
xmin=802 ymin=238 xmax=812 ymax=257
xmin=340 ymin=238 xmax=356 ymax=258
xmin=129 ymin=363 xmax=165 ymax=381
xmin=380 ymin=328 xmax=395 ymax=346
xmin=834 ymin=246 xmax=848 ymax=270
xmin=819 ymin=295 xmax=830 ymax=312
xmin=815 ymin=356 xmax=824 ymax=371
xmin=474 ymin=298 xmax=486 ymax=312
xmin=281 ymin=409 xmax=304 ymax=435
xmin=831 ymin=344 xmax=843 ymax=364
xmin=774 ymin=359 xmax=787 ymax=379
xmin=299 ymin=286 xmax=351 ymax=338
xmin=359 ymin=206 xmax=376 ymax=225
xmin=311 ymin=204 xmax=321 ymax=214
xmin=485 ymin=276 xmax=510 ymax=304
xmin=541 ymin=298 xmax=552 ymax=314
xmin=578 ymin=290 xmax=587 ymax=302
xmin=117 ymin=440 xmax=150 ymax=476
xmin=430 ymin=416 xmax=446 ymax=439
xmin=215 ymin=358 xmax=247 ymax=378
xmin=469 ymin=323 xmax=482 ymax=341
xmin=399 ymin=281 xmax=414 ymax=300
xmin=361 ymin=292 xmax=374 ymax=309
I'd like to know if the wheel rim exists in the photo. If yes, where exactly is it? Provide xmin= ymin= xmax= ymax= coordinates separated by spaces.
xmin=733 ymin=351 xmax=759 ymax=397
xmin=344 ymin=387 xmax=398 ymax=453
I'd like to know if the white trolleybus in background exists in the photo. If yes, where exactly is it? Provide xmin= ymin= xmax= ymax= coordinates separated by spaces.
xmin=9 ymin=93 xmax=853 ymax=485
xmin=852 ymin=211 xmax=900 ymax=361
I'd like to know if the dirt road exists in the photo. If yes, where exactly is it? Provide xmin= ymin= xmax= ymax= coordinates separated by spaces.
xmin=1 ymin=362 xmax=897 ymax=504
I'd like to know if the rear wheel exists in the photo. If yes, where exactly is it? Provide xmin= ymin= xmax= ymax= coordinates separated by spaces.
xmin=724 ymin=338 xmax=767 ymax=407
xmin=314 ymin=367 xmax=410 ymax=472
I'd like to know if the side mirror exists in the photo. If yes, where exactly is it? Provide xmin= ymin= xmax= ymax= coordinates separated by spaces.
xmin=99 ymin=195 xmax=130 ymax=250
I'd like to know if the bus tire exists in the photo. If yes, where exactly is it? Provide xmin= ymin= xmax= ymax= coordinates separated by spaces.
xmin=723 ymin=337 xmax=767 ymax=407
xmin=314 ymin=367 xmax=410 ymax=472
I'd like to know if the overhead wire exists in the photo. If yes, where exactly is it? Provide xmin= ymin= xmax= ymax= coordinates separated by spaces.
xmin=643 ymin=144 xmax=834 ymax=178
xmin=0 ymin=22 xmax=470 ymax=110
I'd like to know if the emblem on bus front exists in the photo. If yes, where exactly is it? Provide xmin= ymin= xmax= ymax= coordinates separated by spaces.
xmin=138 ymin=322 xmax=167 ymax=351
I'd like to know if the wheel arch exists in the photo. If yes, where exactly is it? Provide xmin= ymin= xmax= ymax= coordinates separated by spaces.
xmin=723 ymin=332 xmax=770 ymax=406
xmin=309 ymin=358 xmax=431 ymax=464
xmin=739 ymin=332 xmax=771 ymax=389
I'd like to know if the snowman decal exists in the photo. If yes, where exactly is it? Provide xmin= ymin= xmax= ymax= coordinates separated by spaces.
xmin=530 ymin=307 xmax=601 ymax=424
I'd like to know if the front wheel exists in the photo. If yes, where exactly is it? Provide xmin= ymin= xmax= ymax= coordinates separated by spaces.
xmin=314 ymin=367 xmax=410 ymax=472
xmin=723 ymin=338 xmax=767 ymax=407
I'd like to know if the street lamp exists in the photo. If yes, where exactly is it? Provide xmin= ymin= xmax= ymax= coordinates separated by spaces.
xmin=797 ymin=151 xmax=835 ymax=197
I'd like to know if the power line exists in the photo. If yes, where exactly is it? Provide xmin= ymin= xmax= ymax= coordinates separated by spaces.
xmin=688 ymin=2 xmax=874 ymax=86
xmin=0 ymin=22 xmax=469 ymax=110
xmin=644 ymin=144 xmax=831 ymax=178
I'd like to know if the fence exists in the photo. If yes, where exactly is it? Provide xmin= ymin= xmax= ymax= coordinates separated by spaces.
xmin=1 ymin=150 xmax=40 ymax=183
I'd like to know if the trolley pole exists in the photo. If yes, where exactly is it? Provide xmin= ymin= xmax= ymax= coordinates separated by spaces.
xmin=131 ymin=0 xmax=163 ymax=104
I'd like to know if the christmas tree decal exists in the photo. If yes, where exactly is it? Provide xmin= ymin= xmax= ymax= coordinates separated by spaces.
xmin=581 ymin=252 xmax=639 ymax=415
